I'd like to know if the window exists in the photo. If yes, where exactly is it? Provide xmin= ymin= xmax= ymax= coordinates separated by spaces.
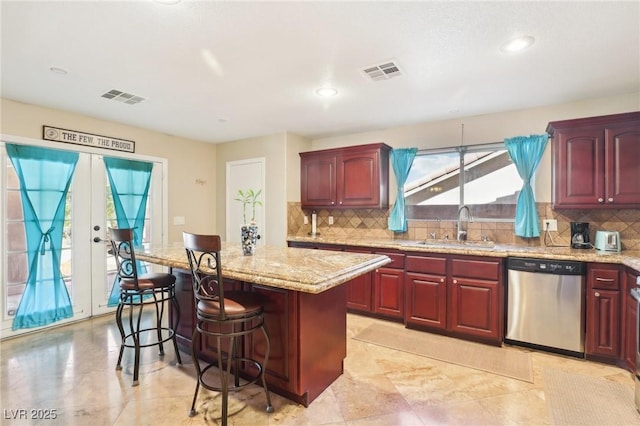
xmin=404 ymin=143 xmax=521 ymax=221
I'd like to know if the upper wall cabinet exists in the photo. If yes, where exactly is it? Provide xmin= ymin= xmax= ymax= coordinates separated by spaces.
xmin=547 ymin=112 xmax=640 ymax=209
xmin=300 ymin=143 xmax=391 ymax=209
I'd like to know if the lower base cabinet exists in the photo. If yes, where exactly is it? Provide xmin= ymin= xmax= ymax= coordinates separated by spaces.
xmin=344 ymin=248 xmax=405 ymax=320
xmin=586 ymin=264 xmax=621 ymax=359
xmin=344 ymin=247 xmax=374 ymax=311
xmin=448 ymin=277 xmax=501 ymax=341
xmin=405 ymin=254 xmax=503 ymax=344
xmin=405 ymin=271 xmax=447 ymax=329
xmin=374 ymin=267 xmax=405 ymax=318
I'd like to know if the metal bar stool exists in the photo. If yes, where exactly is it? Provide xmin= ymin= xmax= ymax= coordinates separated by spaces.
xmin=183 ymin=232 xmax=273 ymax=425
xmin=109 ymin=227 xmax=182 ymax=386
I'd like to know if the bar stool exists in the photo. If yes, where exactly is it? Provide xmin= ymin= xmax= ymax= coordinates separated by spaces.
xmin=109 ymin=227 xmax=182 ymax=386
xmin=182 ymin=232 xmax=273 ymax=425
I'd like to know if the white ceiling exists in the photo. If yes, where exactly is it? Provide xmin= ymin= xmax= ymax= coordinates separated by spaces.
xmin=1 ymin=1 xmax=638 ymax=144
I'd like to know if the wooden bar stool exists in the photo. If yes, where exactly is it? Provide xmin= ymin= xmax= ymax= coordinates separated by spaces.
xmin=182 ymin=232 xmax=273 ymax=425
xmin=109 ymin=227 xmax=182 ymax=386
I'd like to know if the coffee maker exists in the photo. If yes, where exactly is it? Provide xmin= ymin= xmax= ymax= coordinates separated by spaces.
xmin=570 ymin=222 xmax=591 ymax=249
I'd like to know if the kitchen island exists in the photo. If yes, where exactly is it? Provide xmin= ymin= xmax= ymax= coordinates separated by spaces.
xmin=136 ymin=242 xmax=391 ymax=406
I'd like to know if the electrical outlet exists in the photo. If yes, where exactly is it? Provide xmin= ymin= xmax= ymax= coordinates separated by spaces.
xmin=543 ymin=219 xmax=557 ymax=232
xmin=303 ymin=215 xmax=308 ymax=225
xmin=328 ymin=216 xmax=334 ymax=225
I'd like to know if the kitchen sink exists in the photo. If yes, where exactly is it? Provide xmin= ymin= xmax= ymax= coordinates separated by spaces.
xmin=403 ymin=239 xmax=495 ymax=249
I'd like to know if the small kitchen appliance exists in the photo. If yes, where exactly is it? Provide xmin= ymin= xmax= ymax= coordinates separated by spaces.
xmin=570 ymin=222 xmax=591 ymax=249
xmin=594 ymin=230 xmax=621 ymax=252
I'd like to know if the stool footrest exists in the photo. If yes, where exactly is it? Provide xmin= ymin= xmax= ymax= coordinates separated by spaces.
xmin=199 ymin=358 xmax=264 ymax=393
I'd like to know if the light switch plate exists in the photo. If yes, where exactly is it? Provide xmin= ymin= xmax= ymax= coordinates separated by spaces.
xmin=173 ymin=216 xmax=185 ymax=225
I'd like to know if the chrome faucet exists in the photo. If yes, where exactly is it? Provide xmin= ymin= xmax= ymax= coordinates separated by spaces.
xmin=457 ymin=205 xmax=471 ymax=241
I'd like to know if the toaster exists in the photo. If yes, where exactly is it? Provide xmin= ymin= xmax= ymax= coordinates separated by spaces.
xmin=594 ymin=231 xmax=621 ymax=252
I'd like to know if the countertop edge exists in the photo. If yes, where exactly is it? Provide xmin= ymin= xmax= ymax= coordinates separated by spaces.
xmin=287 ymin=236 xmax=640 ymax=271
xmin=136 ymin=247 xmax=392 ymax=294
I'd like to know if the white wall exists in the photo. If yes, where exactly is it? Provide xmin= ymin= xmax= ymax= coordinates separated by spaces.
xmin=285 ymin=132 xmax=312 ymax=203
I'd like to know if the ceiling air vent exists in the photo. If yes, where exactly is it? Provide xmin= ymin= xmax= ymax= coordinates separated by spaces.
xmin=101 ymin=89 xmax=145 ymax=105
xmin=361 ymin=60 xmax=403 ymax=82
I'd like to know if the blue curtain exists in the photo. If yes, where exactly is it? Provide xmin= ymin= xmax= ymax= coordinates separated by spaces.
xmin=6 ymin=144 xmax=78 ymax=330
xmin=504 ymin=135 xmax=549 ymax=237
xmin=104 ymin=157 xmax=153 ymax=306
xmin=388 ymin=148 xmax=418 ymax=232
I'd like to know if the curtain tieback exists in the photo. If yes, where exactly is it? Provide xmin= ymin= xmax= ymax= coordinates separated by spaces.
xmin=39 ymin=226 xmax=55 ymax=255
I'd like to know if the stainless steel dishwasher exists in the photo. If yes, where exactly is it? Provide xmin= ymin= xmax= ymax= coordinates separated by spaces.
xmin=505 ymin=257 xmax=586 ymax=356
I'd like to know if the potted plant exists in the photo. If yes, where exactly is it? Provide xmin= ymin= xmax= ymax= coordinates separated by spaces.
xmin=234 ymin=189 xmax=262 ymax=255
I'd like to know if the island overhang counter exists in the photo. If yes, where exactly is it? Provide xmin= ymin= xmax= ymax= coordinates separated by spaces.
xmin=136 ymin=243 xmax=391 ymax=407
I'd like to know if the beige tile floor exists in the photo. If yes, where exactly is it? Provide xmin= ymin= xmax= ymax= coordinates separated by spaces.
xmin=0 ymin=313 xmax=637 ymax=426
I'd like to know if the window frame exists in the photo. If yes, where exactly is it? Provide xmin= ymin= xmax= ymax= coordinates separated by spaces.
xmin=405 ymin=142 xmax=521 ymax=222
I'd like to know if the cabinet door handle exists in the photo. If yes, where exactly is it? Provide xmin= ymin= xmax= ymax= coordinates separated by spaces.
xmin=598 ymin=198 xmax=604 ymax=203
xmin=453 ymin=279 xmax=457 ymax=284
xmin=607 ymin=197 xmax=614 ymax=203
xmin=595 ymin=292 xmax=601 ymax=297
xmin=595 ymin=277 xmax=615 ymax=282
xmin=440 ymin=278 xmax=444 ymax=283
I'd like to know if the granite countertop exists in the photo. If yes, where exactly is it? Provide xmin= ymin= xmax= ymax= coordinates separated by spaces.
xmin=287 ymin=235 xmax=640 ymax=271
xmin=136 ymin=242 xmax=391 ymax=294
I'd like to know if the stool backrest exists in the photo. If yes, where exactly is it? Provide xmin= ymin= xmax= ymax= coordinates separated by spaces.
xmin=109 ymin=227 xmax=140 ymax=289
xmin=182 ymin=232 xmax=228 ymax=319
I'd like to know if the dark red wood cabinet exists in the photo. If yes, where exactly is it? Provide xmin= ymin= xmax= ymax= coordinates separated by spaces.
xmin=299 ymin=151 xmax=336 ymax=208
xmin=548 ymin=111 xmax=640 ymax=209
xmin=405 ymin=254 xmax=503 ymax=344
xmin=448 ymin=257 xmax=502 ymax=341
xmin=300 ymin=143 xmax=391 ymax=209
xmin=343 ymin=248 xmax=405 ymax=321
xmin=372 ymin=251 xmax=405 ymax=320
xmin=405 ymin=255 xmax=447 ymax=330
xmin=586 ymin=264 xmax=622 ymax=359
xmin=344 ymin=247 xmax=374 ymax=312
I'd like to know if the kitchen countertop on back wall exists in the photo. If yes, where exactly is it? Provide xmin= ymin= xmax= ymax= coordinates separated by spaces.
xmin=287 ymin=235 xmax=640 ymax=271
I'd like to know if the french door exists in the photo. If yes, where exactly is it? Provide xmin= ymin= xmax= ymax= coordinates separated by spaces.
xmin=1 ymin=136 xmax=166 ymax=338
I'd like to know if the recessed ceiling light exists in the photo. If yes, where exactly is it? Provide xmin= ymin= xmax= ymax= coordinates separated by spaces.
xmin=49 ymin=67 xmax=68 ymax=75
xmin=500 ymin=35 xmax=535 ymax=53
xmin=315 ymin=87 xmax=338 ymax=97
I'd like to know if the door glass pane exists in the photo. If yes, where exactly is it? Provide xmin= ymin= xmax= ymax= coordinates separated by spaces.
xmin=103 ymin=176 xmax=154 ymax=302
xmin=4 ymin=160 xmax=75 ymax=318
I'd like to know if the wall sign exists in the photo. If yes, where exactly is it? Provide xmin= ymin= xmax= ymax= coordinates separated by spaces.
xmin=43 ymin=125 xmax=135 ymax=153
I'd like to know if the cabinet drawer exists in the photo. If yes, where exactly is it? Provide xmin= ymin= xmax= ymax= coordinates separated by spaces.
xmin=451 ymin=258 xmax=501 ymax=281
xmin=405 ymin=255 xmax=447 ymax=275
xmin=375 ymin=251 xmax=405 ymax=269
xmin=589 ymin=267 xmax=620 ymax=290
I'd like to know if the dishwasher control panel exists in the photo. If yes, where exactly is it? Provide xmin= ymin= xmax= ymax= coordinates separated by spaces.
xmin=507 ymin=257 xmax=586 ymax=275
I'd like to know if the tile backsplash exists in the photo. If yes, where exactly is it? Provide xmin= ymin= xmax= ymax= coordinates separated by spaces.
xmin=287 ymin=202 xmax=640 ymax=250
